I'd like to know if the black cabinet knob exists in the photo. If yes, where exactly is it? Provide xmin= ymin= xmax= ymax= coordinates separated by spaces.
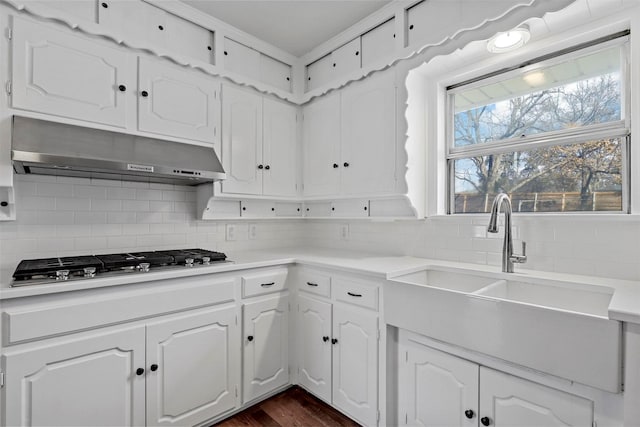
xmin=141 ymin=90 xmax=149 ymax=97
xmin=481 ymin=417 xmax=491 ymax=426
xmin=355 ymin=51 xmax=359 ymax=56
xmin=150 ymin=364 xmax=158 ymax=372
xmin=158 ymin=25 xmax=164 ymax=31
xmin=101 ymin=2 xmax=108 ymax=8
xmin=343 ymin=162 xmax=349 ymax=167
xmin=207 ymin=46 xmax=212 ymax=51
xmin=242 ymin=206 xmax=246 ymax=211
xmin=323 ymin=336 xmax=329 ymax=342
xmin=247 ymin=335 xmax=254 ymax=342
xmin=136 ymin=368 xmax=144 ymax=376
xmin=224 ymin=51 xmax=228 ymax=55
xmin=264 ymin=165 xmax=270 ymax=170
xmin=0 ymin=201 xmax=8 ymax=207
xmin=286 ymin=77 xmax=290 ymax=81
xmin=118 ymin=85 xmax=126 ymax=92
xmin=333 ymin=163 xmax=339 ymax=168
xmin=333 ymin=63 xmax=336 ymax=67
xmin=464 ymin=410 xmax=474 ymax=419
xmin=331 ymin=338 xmax=338 ymax=345
xmin=409 ymin=24 xmax=414 ymax=30
xmin=258 ymin=164 xmax=264 ymax=169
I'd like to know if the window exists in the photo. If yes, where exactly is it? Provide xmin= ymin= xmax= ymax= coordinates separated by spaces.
xmin=446 ymin=34 xmax=630 ymax=214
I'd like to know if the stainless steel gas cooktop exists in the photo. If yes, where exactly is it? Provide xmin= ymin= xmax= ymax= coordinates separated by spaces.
xmin=11 ymin=248 xmax=229 ymax=287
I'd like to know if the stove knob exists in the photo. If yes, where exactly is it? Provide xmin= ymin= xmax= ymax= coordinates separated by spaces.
xmin=83 ymin=267 xmax=96 ymax=278
xmin=202 ymin=256 xmax=211 ymax=265
xmin=185 ymin=258 xmax=195 ymax=267
xmin=138 ymin=263 xmax=150 ymax=273
xmin=56 ymin=270 xmax=70 ymax=281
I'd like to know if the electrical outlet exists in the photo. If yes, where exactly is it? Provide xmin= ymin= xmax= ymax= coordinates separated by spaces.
xmin=249 ymin=223 xmax=257 ymax=240
xmin=225 ymin=224 xmax=236 ymax=241
xmin=340 ymin=224 xmax=350 ymax=240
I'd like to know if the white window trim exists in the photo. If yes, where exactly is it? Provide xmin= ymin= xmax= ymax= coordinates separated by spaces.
xmin=418 ymin=9 xmax=640 ymax=218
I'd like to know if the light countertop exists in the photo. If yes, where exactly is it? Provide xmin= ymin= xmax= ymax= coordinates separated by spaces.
xmin=1 ymin=247 xmax=638 ymax=324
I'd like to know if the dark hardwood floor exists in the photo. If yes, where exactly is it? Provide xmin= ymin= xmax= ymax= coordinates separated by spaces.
xmin=213 ymin=386 xmax=361 ymax=427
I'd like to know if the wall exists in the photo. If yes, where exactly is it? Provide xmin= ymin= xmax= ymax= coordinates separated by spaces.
xmin=0 ymin=175 xmax=304 ymax=274
xmin=302 ymin=216 xmax=640 ymax=281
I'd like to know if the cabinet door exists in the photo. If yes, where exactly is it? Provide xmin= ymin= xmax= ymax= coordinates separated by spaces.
xmin=263 ymin=98 xmax=298 ymax=197
xmin=332 ymin=38 xmax=361 ymax=77
xmin=3 ymin=325 xmax=145 ymax=427
xmin=146 ymin=306 xmax=239 ymax=426
xmin=260 ymin=55 xmax=292 ymax=92
xmin=332 ymin=304 xmax=378 ymax=426
xmin=341 ymin=71 xmax=397 ymax=195
xmin=480 ymin=367 xmax=593 ymax=427
xmin=98 ymin=0 xmax=166 ymax=48
xmin=12 ymin=17 xmax=133 ymax=128
xmin=138 ymin=57 xmax=218 ymax=143
xmin=399 ymin=338 xmax=479 ymax=426
xmin=224 ymin=38 xmax=261 ymax=82
xmin=361 ymin=19 xmax=396 ymax=68
xmin=220 ymin=85 xmax=263 ymax=195
xmin=302 ymin=93 xmax=341 ymax=196
xmin=297 ymin=295 xmax=332 ymax=402
xmin=243 ymin=295 xmax=290 ymax=403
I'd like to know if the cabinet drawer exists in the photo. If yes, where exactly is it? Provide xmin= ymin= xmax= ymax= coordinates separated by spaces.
xmin=334 ymin=278 xmax=378 ymax=310
xmin=298 ymin=271 xmax=331 ymax=297
xmin=242 ymin=269 xmax=288 ymax=297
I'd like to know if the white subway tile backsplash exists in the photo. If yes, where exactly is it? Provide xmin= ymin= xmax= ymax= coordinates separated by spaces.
xmin=122 ymin=223 xmax=150 ymax=235
xmin=136 ymin=212 xmax=163 ymax=224
xmin=107 ymin=212 xmax=137 ymax=224
xmin=38 ymin=211 xmax=75 ymax=225
xmin=56 ymin=197 xmax=91 ymax=212
xmin=162 ymin=190 xmax=186 ymax=202
xmin=91 ymin=178 xmax=122 ymax=187
xmin=92 ymin=199 xmax=122 ymax=212
xmin=20 ymin=196 xmax=55 ymax=210
xmin=74 ymin=212 xmax=107 ymax=224
xmin=37 ymin=182 xmax=74 ymax=197
xmin=123 ymin=200 xmax=150 ymax=212
xmin=75 ymin=185 xmax=107 ymax=199
xmin=150 ymin=183 xmax=175 ymax=190
xmin=136 ymin=189 xmax=163 ymax=201
xmin=149 ymin=201 xmax=174 ymax=212
xmin=107 ymin=187 xmax=137 ymax=200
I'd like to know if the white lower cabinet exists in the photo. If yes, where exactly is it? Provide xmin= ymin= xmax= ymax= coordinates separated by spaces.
xmin=145 ymin=306 xmax=239 ymax=426
xmin=399 ymin=331 xmax=594 ymax=427
xmin=296 ymin=272 xmax=379 ymax=426
xmin=2 ymin=305 xmax=239 ymax=427
xmin=242 ymin=294 xmax=290 ymax=403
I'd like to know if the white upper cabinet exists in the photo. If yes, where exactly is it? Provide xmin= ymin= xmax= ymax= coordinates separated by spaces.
xmin=138 ymin=57 xmax=219 ymax=143
xmin=340 ymin=71 xmax=396 ymax=195
xmin=303 ymin=71 xmax=397 ymax=198
xmin=221 ymin=85 xmax=263 ymax=195
xmin=224 ymin=38 xmax=261 ymax=82
xmin=98 ymin=0 xmax=167 ymax=47
xmin=260 ymin=55 xmax=293 ymax=92
xmin=306 ymin=38 xmax=361 ymax=91
xmin=11 ymin=17 xmax=134 ymax=128
xmin=221 ymin=85 xmax=298 ymax=197
xmin=224 ymin=38 xmax=293 ymax=92
xmin=99 ymin=0 xmax=214 ymax=64
xmin=302 ymin=93 xmax=341 ymax=196
xmin=332 ymin=38 xmax=362 ymax=77
xmin=361 ymin=19 xmax=396 ymax=68
xmin=263 ymin=98 xmax=298 ymax=197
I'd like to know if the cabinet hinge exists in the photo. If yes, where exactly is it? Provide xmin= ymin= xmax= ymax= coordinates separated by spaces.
xmin=235 ymin=385 xmax=238 ymax=398
xmin=377 ymin=329 xmax=380 ymax=341
xmin=5 ymin=80 xmax=11 ymax=95
xmin=405 ymin=350 xmax=408 ymax=362
xmin=288 ymin=302 xmax=291 ymax=312
xmin=214 ymin=126 xmax=217 ymax=137
xmin=405 ymin=412 xmax=408 ymax=424
xmin=235 ymin=315 xmax=238 ymax=325
xmin=6 ymin=28 xmax=12 ymax=40
xmin=377 ymin=410 xmax=380 ymax=422
xmin=0 ymin=371 xmax=4 ymax=388
xmin=288 ymin=366 xmax=291 ymax=375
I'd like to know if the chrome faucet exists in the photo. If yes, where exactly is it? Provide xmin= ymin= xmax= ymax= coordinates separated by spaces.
xmin=487 ymin=193 xmax=527 ymax=273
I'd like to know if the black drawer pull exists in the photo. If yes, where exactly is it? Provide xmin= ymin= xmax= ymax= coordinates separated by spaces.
xmin=261 ymin=282 xmax=275 ymax=287
xmin=347 ymin=292 xmax=362 ymax=298
xmin=306 ymin=282 xmax=319 ymax=287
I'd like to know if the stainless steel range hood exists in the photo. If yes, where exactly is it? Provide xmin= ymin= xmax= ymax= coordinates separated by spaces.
xmin=11 ymin=116 xmax=225 ymax=185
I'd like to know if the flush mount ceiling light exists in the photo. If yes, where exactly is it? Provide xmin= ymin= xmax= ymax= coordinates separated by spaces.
xmin=487 ymin=26 xmax=531 ymax=53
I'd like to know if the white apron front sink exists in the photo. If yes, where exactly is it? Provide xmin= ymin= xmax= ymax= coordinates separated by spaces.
xmin=384 ymin=268 xmax=622 ymax=393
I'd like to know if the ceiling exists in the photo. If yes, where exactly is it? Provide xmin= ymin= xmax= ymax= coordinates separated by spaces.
xmin=181 ymin=0 xmax=392 ymax=57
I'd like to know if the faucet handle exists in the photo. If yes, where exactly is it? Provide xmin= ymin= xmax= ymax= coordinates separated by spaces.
xmin=511 ymin=241 xmax=527 ymax=264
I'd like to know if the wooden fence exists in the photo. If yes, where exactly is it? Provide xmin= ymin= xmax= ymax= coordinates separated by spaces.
xmin=454 ymin=191 xmax=622 ymax=213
